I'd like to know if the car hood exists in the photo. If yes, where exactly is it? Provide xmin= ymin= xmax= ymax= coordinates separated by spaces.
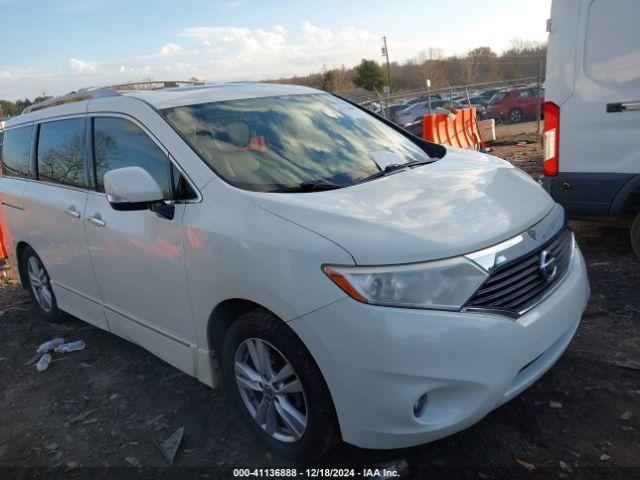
xmin=252 ymin=148 xmax=555 ymax=265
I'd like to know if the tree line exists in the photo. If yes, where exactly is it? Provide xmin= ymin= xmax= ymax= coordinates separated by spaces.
xmin=1 ymin=95 xmax=52 ymax=117
xmin=271 ymin=39 xmax=546 ymax=94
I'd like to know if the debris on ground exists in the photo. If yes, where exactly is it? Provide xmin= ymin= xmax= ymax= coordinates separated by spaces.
xmin=36 ymin=338 xmax=64 ymax=354
xmin=125 ymin=456 xmax=141 ymax=467
xmin=70 ymin=409 xmax=97 ymax=424
xmin=516 ymin=459 xmax=536 ymax=471
xmin=620 ymin=410 xmax=633 ymax=420
xmin=24 ymin=352 xmax=41 ymax=366
xmin=35 ymin=353 xmax=52 ymax=372
xmin=549 ymin=400 xmax=563 ymax=409
xmin=55 ymin=340 xmax=86 ymax=353
xmin=559 ymin=460 xmax=574 ymax=473
xmin=154 ymin=426 xmax=184 ymax=464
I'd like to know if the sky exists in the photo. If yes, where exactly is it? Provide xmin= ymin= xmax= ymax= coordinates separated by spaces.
xmin=0 ymin=0 xmax=551 ymax=101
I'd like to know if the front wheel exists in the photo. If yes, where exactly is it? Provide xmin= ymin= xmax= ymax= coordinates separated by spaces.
xmin=21 ymin=246 xmax=65 ymax=323
xmin=222 ymin=310 xmax=339 ymax=462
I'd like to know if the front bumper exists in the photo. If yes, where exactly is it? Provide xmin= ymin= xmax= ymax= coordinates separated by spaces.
xmin=288 ymin=245 xmax=590 ymax=449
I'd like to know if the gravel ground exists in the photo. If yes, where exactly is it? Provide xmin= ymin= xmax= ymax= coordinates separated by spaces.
xmin=0 ymin=140 xmax=638 ymax=479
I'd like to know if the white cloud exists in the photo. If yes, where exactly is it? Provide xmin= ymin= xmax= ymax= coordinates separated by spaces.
xmin=160 ymin=43 xmax=182 ymax=55
xmin=300 ymin=21 xmax=333 ymax=45
xmin=68 ymin=58 xmax=98 ymax=72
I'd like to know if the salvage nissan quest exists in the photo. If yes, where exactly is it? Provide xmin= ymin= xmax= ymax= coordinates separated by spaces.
xmin=0 ymin=82 xmax=590 ymax=461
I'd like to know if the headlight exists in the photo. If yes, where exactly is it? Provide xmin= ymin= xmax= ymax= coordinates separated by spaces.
xmin=323 ymin=257 xmax=488 ymax=310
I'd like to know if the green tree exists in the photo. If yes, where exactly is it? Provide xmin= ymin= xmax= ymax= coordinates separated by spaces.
xmin=320 ymin=68 xmax=349 ymax=92
xmin=352 ymin=59 xmax=386 ymax=91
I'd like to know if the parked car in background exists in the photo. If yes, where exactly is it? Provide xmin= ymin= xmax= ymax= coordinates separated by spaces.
xmin=395 ymin=99 xmax=456 ymax=125
xmin=542 ymin=0 xmax=640 ymax=258
xmin=476 ymin=88 xmax=500 ymax=103
xmin=487 ymin=86 xmax=545 ymax=123
xmin=0 ymin=82 xmax=589 ymax=461
xmin=396 ymin=98 xmax=486 ymax=125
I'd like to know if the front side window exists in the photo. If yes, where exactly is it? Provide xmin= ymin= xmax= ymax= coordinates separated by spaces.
xmin=1 ymin=124 xmax=33 ymax=178
xmin=162 ymin=94 xmax=432 ymax=192
xmin=93 ymin=117 xmax=171 ymax=199
xmin=491 ymin=91 xmax=508 ymax=101
xmin=37 ymin=119 xmax=87 ymax=188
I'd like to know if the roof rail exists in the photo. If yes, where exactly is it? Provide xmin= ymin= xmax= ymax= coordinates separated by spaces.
xmin=21 ymin=87 xmax=118 ymax=114
xmin=21 ymin=80 xmax=205 ymax=115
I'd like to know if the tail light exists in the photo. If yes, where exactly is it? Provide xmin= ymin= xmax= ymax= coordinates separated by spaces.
xmin=543 ymin=102 xmax=559 ymax=176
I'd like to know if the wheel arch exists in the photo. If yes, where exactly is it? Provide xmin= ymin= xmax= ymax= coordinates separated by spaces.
xmin=610 ymin=174 xmax=640 ymax=219
xmin=15 ymin=241 xmax=31 ymax=288
xmin=207 ymin=298 xmax=277 ymax=368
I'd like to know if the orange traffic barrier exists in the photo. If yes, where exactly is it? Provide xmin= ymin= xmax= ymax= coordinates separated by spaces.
xmin=422 ymin=107 xmax=483 ymax=149
xmin=0 ymin=204 xmax=8 ymax=260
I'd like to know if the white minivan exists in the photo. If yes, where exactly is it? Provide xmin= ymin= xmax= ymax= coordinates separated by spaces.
xmin=542 ymin=0 xmax=640 ymax=257
xmin=0 ymin=83 xmax=589 ymax=461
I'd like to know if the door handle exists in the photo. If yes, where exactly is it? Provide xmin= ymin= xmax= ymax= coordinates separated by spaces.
xmin=87 ymin=215 xmax=106 ymax=227
xmin=607 ymin=101 xmax=640 ymax=113
xmin=64 ymin=208 xmax=81 ymax=219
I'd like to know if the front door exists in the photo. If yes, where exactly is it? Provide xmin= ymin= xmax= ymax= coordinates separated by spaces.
xmin=83 ymin=115 xmax=197 ymax=374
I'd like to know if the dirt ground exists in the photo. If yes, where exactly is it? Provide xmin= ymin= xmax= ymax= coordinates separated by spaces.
xmin=0 ymin=140 xmax=639 ymax=479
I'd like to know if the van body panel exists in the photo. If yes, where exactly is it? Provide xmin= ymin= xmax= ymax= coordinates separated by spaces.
xmin=544 ymin=0 xmax=640 ymax=220
xmin=83 ymin=191 xmax=197 ymax=355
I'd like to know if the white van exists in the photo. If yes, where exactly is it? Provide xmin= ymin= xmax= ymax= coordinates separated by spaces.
xmin=0 ymin=83 xmax=589 ymax=461
xmin=542 ymin=0 xmax=640 ymax=257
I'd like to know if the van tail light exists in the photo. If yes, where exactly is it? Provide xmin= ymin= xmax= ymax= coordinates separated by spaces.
xmin=543 ymin=102 xmax=559 ymax=176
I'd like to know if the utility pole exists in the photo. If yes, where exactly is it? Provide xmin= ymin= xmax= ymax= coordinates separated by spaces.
xmin=381 ymin=36 xmax=392 ymax=89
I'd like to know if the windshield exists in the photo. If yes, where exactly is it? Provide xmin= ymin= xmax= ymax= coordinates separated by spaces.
xmin=162 ymin=94 xmax=432 ymax=192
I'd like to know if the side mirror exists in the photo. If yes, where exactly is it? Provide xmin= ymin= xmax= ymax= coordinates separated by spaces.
xmin=104 ymin=166 xmax=174 ymax=219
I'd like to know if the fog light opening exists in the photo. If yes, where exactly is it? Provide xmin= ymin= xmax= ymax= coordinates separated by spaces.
xmin=413 ymin=393 xmax=428 ymax=418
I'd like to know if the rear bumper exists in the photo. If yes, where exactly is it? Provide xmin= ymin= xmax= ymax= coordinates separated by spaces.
xmin=289 ymin=246 xmax=590 ymax=449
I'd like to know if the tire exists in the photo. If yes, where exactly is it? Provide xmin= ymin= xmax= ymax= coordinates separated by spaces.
xmin=631 ymin=212 xmax=640 ymax=259
xmin=508 ymin=107 xmax=524 ymax=123
xmin=222 ymin=310 xmax=339 ymax=462
xmin=21 ymin=246 xmax=65 ymax=323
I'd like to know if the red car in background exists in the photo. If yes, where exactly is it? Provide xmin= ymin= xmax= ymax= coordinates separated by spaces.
xmin=486 ymin=86 xmax=545 ymax=123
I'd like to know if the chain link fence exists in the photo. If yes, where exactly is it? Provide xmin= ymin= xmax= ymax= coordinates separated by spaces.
xmin=344 ymin=76 xmax=543 ymax=141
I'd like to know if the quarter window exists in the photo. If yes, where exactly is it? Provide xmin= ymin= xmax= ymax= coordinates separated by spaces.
xmin=93 ymin=117 xmax=171 ymax=199
xmin=1 ymin=125 xmax=33 ymax=178
xmin=37 ymin=119 xmax=87 ymax=188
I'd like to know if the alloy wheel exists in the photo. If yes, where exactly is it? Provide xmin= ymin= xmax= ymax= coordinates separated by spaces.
xmin=234 ymin=338 xmax=308 ymax=442
xmin=27 ymin=256 xmax=53 ymax=312
xmin=509 ymin=109 xmax=523 ymax=123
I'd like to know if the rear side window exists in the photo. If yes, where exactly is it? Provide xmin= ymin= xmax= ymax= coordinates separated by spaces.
xmin=93 ymin=117 xmax=171 ymax=199
xmin=1 ymin=125 xmax=33 ymax=178
xmin=37 ymin=119 xmax=87 ymax=188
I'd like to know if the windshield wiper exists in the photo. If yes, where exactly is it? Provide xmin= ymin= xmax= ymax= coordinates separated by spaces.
xmin=355 ymin=159 xmax=433 ymax=185
xmin=273 ymin=181 xmax=345 ymax=193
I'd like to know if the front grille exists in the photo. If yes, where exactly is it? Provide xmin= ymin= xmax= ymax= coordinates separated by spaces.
xmin=465 ymin=227 xmax=573 ymax=316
